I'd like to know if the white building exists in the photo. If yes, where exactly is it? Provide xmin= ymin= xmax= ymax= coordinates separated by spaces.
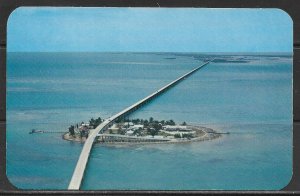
xmin=123 ymin=122 xmax=134 ymax=128
xmin=166 ymin=135 xmax=175 ymax=139
xmin=162 ymin=125 xmax=192 ymax=131
xmin=161 ymin=130 xmax=195 ymax=136
xmin=131 ymin=124 xmax=144 ymax=130
xmin=81 ymin=123 xmax=90 ymax=127
xmin=108 ymin=124 xmax=119 ymax=133
xmin=125 ymin=130 xmax=134 ymax=136
xmin=80 ymin=122 xmax=93 ymax=129
xmin=153 ymin=135 xmax=164 ymax=139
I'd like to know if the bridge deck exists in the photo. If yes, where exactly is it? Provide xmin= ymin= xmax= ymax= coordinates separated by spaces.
xmin=68 ymin=60 xmax=213 ymax=190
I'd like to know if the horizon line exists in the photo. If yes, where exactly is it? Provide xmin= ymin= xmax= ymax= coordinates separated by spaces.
xmin=7 ymin=51 xmax=293 ymax=55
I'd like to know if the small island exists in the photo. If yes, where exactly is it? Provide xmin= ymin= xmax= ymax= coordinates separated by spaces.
xmin=63 ymin=116 xmax=224 ymax=144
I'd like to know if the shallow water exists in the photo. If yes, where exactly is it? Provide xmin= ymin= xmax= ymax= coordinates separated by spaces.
xmin=6 ymin=52 xmax=292 ymax=190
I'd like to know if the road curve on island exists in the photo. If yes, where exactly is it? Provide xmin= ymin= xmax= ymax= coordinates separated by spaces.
xmin=68 ymin=59 xmax=214 ymax=190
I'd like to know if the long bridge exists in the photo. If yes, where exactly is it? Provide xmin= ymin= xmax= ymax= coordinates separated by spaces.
xmin=68 ymin=59 xmax=213 ymax=190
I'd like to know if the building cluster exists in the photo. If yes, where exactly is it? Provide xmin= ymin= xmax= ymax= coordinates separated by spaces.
xmin=108 ymin=122 xmax=195 ymax=139
xmin=68 ymin=116 xmax=196 ymax=140
xmin=72 ymin=122 xmax=93 ymax=138
xmin=108 ymin=122 xmax=145 ymax=136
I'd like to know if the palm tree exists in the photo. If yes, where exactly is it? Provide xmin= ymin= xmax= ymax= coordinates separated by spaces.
xmin=169 ymin=119 xmax=175 ymax=125
xmin=174 ymin=134 xmax=181 ymax=138
xmin=149 ymin=117 xmax=154 ymax=123
xmin=153 ymin=123 xmax=162 ymax=131
xmin=147 ymin=127 xmax=158 ymax=137
xmin=68 ymin=125 xmax=75 ymax=136
xmin=144 ymin=120 xmax=149 ymax=127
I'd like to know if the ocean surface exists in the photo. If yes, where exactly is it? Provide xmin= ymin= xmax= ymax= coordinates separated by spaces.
xmin=6 ymin=52 xmax=292 ymax=190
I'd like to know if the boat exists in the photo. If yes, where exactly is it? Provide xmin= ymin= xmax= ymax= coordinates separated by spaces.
xmin=29 ymin=129 xmax=45 ymax=134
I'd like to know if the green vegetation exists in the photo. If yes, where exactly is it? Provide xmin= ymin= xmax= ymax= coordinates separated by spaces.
xmin=67 ymin=116 xmax=103 ymax=139
xmin=133 ymin=129 xmax=142 ymax=136
xmin=67 ymin=115 xmax=192 ymax=140
xmin=63 ymin=113 xmax=223 ymax=144
xmin=68 ymin=125 xmax=75 ymax=136
xmin=149 ymin=117 xmax=154 ymax=123
xmin=117 ymin=129 xmax=126 ymax=135
xmin=147 ymin=128 xmax=159 ymax=137
xmin=182 ymin=133 xmax=193 ymax=139
xmin=116 ymin=116 xmax=181 ymax=127
xmin=129 ymin=117 xmax=178 ymax=127
xmin=89 ymin=117 xmax=102 ymax=128
xmin=173 ymin=133 xmax=193 ymax=139
xmin=114 ymin=117 xmax=192 ymax=137
xmin=174 ymin=134 xmax=181 ymax=138
xmin=165 ymin=119 xmax=175 ymax=125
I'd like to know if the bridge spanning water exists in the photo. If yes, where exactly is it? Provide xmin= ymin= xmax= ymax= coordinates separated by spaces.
xmin=68 ymin=60 xmax=213 ymax=190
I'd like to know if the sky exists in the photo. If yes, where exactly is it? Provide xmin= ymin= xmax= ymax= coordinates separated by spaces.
xmin=7 ymin=7 xmax=292 ymax=53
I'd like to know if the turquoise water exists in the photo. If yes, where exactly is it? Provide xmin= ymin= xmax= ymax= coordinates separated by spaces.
xmin=6 ymin=52 xmax=292 ymax=190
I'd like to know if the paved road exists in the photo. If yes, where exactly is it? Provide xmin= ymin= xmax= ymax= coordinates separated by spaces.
xmin=68 ymin=60 xmax=213 ymax=190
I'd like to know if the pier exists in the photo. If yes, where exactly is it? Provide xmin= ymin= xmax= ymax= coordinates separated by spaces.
xmin=68 ymin=60 xmax=213 ymax=190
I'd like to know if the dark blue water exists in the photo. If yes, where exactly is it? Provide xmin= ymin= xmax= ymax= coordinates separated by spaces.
xmin=6 ymin=52 xmax=292 ymax=190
